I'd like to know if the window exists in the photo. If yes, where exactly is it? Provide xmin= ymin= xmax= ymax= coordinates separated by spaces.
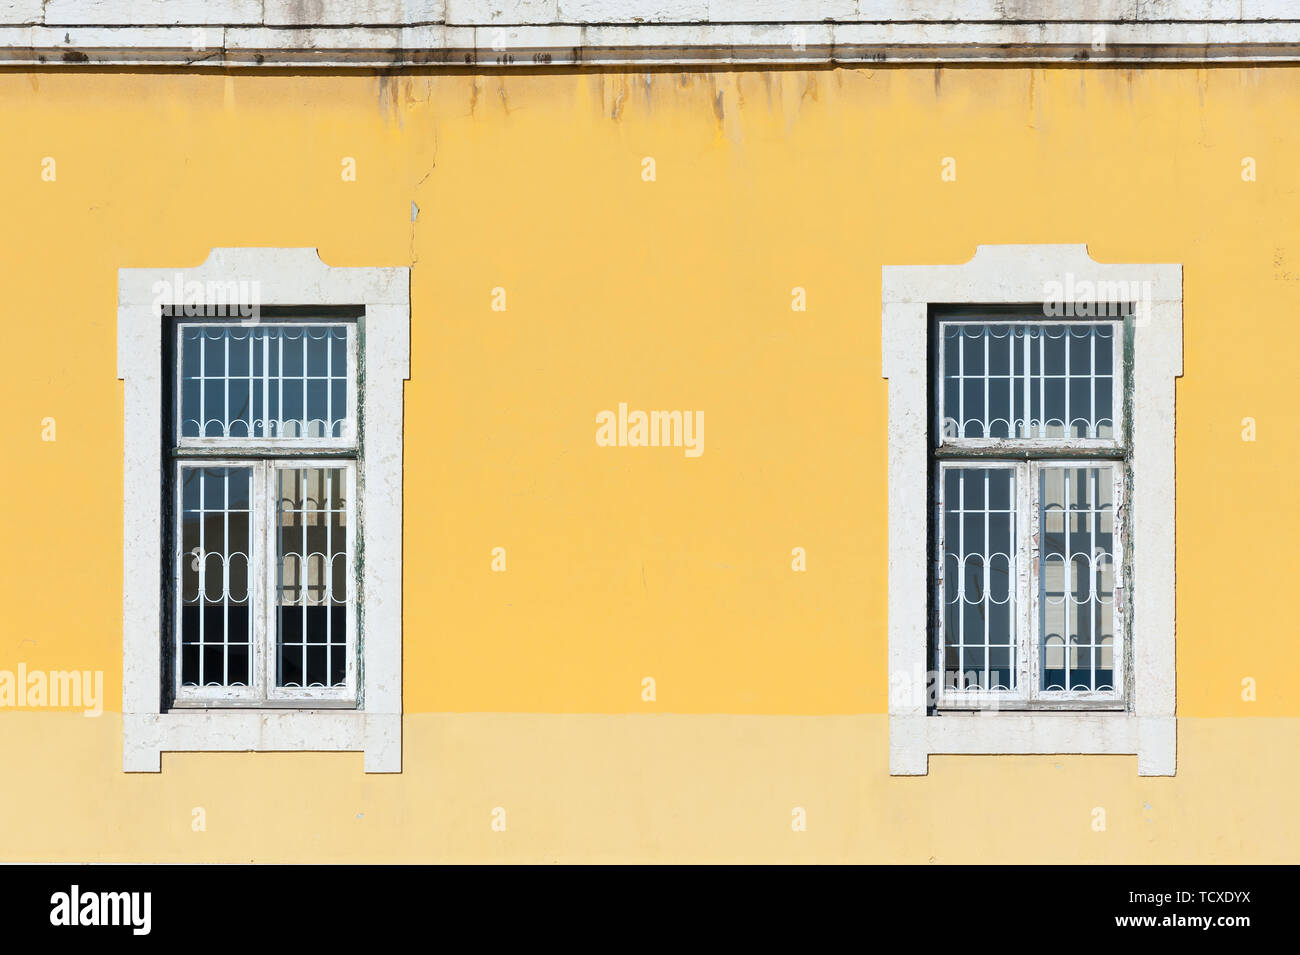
xmin=172 ymin=319 xmax=359 ymax=705
xmin=933 ymin=311 xmax=1125 ymax=708
xmin=883 ymin=245 xmax=1180 ymax=776
xmin=120 ymin=248 xmax=409 ymax=772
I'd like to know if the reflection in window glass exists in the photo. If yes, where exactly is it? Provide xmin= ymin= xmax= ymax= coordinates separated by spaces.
xmin=1040 ymin=466 xmax=1115 ymax=692
xmin=276 ymin=467 xmax=349 ymax=688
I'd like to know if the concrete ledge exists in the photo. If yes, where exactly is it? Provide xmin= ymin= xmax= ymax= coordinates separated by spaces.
xmin=891 ymin=714 xmax=1177 ymax=777
xmin=14 ymin=0 xmax=1300 ymax=30
xmin=7 ymin=7 xmax=1300 ymax=66
xmin=123 ymin=711 xmax=404 ymax=772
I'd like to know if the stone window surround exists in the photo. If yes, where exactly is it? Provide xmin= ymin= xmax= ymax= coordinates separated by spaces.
xmin=882 ymin=244 xmax=1181 ymax=776
xmin=118 ymin=247 xmax=408 ymax=773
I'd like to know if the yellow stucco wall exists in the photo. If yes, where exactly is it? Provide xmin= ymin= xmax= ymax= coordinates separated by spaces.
xmin=0 ymin=65 xmax=1295 ymax=862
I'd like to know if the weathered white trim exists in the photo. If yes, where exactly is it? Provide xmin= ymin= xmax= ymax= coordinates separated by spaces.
xmin=118 ymin=248 xmax=409 ymax=773
xmin=882 ymin=244 xmax=1180 ymax=777
xmin=7 ymin=2 xmax=1300 ymax=66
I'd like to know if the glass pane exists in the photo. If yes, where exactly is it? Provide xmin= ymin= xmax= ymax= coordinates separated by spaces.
xmin=941 ymin=467 xmax=1017 ymax=692
xmin=179 ymin=324 xmax=351 ymax=441
xmin=1040 ymin=466 xmax=1116 ymax=692
xmin=940 ymin=323 xmax=1117 ymax=441
xmin=276 ymin=467 xmax=350 ymax=689
xmin=179 ymin=466 xmax=252 ymax=688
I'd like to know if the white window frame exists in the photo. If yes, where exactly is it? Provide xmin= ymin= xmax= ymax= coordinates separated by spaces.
xmin=171 ymin=458 xmax=359 ymax=708
xmin=936 ymin=316 xmax=1125 ymax=453
xmin=883 ymin=244 xmax=1180 ymax=776
xmin=171 ymin=458 xmax=265 ymax=708
xmin=935 ymin=458 xmax=1125 ymax=711
xmin=264 ymin=460 xmax=358 ymax=705
xmin=119 ymin=248 xmax=409 ymax=772
xmin=175 ymin=320 xmax=359 ymax=449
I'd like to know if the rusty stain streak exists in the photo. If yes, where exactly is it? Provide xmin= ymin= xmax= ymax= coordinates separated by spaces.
xmin=611 ymin=79 xmax=626 ymax=120
xmin=801 ymin=72 xmax=818 ymax=106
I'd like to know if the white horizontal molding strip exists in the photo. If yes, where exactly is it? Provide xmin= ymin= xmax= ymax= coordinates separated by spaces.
xmin=13 ymin=0 xmax=1300 ymax=28
xmin=5 ymin=5 xmax=1300 ymax=66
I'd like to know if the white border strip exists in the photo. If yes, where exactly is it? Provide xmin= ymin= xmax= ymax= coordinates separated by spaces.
xmin=882 ymin=244 xmax=1180 ymax=777
xmin=118 ymin=248 xmax=409 ymax=773
xmin=9 ymin=19 xmax=1300 ymax=66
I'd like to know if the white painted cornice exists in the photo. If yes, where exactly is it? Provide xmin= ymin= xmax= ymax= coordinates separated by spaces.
xmin=4 ymin=2 xmax=1300 ymax=66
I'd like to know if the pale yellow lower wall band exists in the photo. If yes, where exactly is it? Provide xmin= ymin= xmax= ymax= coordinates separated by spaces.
xmin=1 ymin=713 xmax=1295 ymax=863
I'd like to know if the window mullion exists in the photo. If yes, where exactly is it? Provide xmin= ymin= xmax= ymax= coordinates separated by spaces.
xmin=347 ymin=463 xmax=358 ymax=694
xmin=934 ymin=464 xmax=943 ymax=700
xmin=1114 ymin=320 xmax=1124 ymax=440
xmin=259 ymin=460 xmax=275 ymax=703
xmin=222 ymin=461 xmax=230 ymax=687
xmin=935 ymin=462 xmax=948 ymax=701
xmin=937 ymin=325 xmax=946 ymax=440
xmin=1022 ymin=459 xmax=1038 ymax=700
xmin=1114 ymin=461 xmax=1127 ymax=705
xmin=172 ymin=461 xmax=183 ymax=699
xmin=348 ymin=323 xmax=359 ymax=443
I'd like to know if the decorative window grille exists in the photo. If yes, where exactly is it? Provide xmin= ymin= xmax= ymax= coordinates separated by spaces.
xmin=933 ymin=309 xmax=1126 ymax=708
xmin=171 ymin=318 xmax=359 ymax=706
xmin=177 ymin=324 xmax=354 ymax=444
xmin=939 ymin=322 xmax=1118 ymax=444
